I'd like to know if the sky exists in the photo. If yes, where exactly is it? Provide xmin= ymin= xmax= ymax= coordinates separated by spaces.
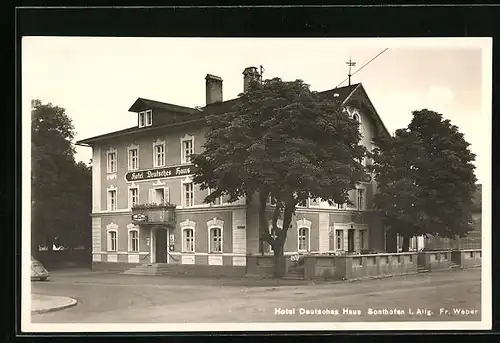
xmin=22 ymin=37 xmax=491 ymax=184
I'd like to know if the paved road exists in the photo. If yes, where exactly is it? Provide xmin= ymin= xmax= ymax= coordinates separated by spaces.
xmin=31 ymin=269 xmax=481 ymax=323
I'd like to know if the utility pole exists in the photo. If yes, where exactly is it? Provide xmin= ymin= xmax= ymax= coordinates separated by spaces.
xmin=346 ymin=57 xmax=356 ymax=86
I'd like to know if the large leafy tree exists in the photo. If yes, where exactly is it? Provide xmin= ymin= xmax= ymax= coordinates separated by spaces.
xmin=192 ymin=78 xmax=366 ymax=276
xmin=31 ymin=100 xmax=91 ymax=253
xmin=370 ymin=109 xmax=477 ymax=252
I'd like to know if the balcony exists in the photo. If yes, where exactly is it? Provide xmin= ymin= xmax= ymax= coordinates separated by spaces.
xmin=131 ymin=203 xmax=176 ymax=226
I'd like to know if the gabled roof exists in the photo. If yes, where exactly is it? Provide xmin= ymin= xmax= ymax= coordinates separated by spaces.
xmin=77 ymin=82 xmax=390 ymax=146
xmin=128 ymin=97 xmax=197 ymax=114
xmin=318 ymin=83 xmax=359 ymax=102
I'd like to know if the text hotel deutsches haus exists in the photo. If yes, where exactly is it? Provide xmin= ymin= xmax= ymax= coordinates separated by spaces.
xmin=274 ymin=307 xmax=479 ymax=317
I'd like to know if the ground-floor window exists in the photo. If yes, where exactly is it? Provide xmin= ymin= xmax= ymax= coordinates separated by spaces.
xmin=183 ymin=228 xmax=195 ymax=252
xmin=336 ymin=230 xmax=344 ymax=250
xmin=298 ymin=227 xmax=309 ymax=251
xmin=209 ymin=227 xmax=222 ymax=253
xmin=129 ymin=230 xmax=139 ymax=252
xmin=108 ymin=230 xmax=117 ymax=251
xmin=359 ymin=230 xmax=367 ymax=250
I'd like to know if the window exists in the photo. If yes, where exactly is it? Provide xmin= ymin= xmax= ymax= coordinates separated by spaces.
xmin=210 ymin=228 xmax=222 ymax=253
xmin=359 ymin=230 xmax=367 ymax=250
xmin=309 ymin=198 xmax=320 ymax=207
xmin=209 ymin=188 xmax=223 ymax=206
xmin=108 ymin=189 xmax=117 ymax=211
xmin=183 ymin=182 xmax=194 ymax=207
xmin=128 ymin=146 xmax=139 ymax=170
xmin=108 ymin=231 xmax=117 ymax=252
xmin=336 ymin=230 xmax=344 ymax=250
xmin=129 ymin=187 xmax=139 ymax=208
xmin=107 ymin=150 xmax=117 ymax=173
xmin=357 ymin=188 xmax=365 ymax=210
xmin=129 ymin=230 xmax=139 ymax=252
xmin=149 ymin=187 xmax=170 ymax=204
xmin=183 ymin=228 xmax=194 ymax=252
xmin=153 ymin=142 xmax=165 ymax=167
xmin=181 ymin=135 xmax=194 ymax=164
xmin=298 ymin=227 xmax=309 ymax=251
xmin=139 ymin=110 xmax=152 ymax=128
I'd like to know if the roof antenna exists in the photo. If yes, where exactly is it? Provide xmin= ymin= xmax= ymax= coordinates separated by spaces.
xmin=346 ymin=57 xmax=356 ymax=86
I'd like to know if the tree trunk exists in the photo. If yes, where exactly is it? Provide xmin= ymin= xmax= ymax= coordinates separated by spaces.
xmin=273 ymin=242 xmax=287 ymax=278
xmin=402 ymin=235 xmax=410 ymax=252
xmin=258 ymin=190 xmax=269 ymax=255
xmin=272 ymin=200 xmax=295 ymax=278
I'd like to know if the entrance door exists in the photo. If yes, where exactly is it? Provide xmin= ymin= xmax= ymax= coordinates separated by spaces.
xmin=155 ymin=228 xmax=168 ymax=263
xmin=347 ymin=229 xmax=355 ymax=253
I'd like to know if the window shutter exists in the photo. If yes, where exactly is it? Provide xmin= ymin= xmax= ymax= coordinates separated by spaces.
xmin=164 ymin=187 xmax=170 ymax=204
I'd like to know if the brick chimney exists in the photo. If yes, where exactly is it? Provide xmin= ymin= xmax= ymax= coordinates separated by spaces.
xmin=242 ymin=66 xmax=261 ymax=93
xmin=205 ymin=74 xmax=223 ymax=105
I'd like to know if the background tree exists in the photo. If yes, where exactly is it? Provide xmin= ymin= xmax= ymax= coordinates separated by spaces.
xmin=31 ymin=100 xmax=92 ymax=254
xmin=192 ymin=78 xmax=366 ymax=276
xmin=370 ymin=109 xmax=477 ymax=252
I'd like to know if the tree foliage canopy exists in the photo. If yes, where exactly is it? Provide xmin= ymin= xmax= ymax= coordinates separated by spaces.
xmin=31 ymin=100 xmax=91 ymax=251
xmin=369 ymin=109 xmax=477 ymax=244
xmin=192 ymin=78 xmax=367 ymax=260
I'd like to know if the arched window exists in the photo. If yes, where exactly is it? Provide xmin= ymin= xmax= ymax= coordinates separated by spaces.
xmin=128 ymin=229 xmax=139 ymax=252
xmin=180 ymin=219 xmax=196 ymax=253
xmin=298 ymin=227 xmax=309 ymax=252
xmin=108 ymin=231 xmax=117 ymax=251
xmin=296 ymin=218 xmax=312 ymax=252
xmin=209 ymin=228 xmax=222 ymax=253
xmin=207 ymin=218 xmax=224 ymax=253
xmin=183 ymin=228 xmax=195 ymax=252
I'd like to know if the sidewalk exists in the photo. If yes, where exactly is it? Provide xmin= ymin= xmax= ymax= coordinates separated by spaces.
xmin=47 ymin=268 xmax=121 ymax=277
xmin=31 ymin=294 xmax=78 ymax=314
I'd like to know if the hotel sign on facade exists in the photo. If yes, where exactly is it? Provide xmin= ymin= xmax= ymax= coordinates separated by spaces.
xmin=125 ymin=164 xmax=198 ymax=182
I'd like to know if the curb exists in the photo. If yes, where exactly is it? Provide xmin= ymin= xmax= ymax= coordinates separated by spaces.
xmin=31 ymin=297 xmax=78 ymax=315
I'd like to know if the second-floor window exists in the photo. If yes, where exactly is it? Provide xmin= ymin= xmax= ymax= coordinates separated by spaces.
xmin=183 ymin=182 xmax=194 ymax=207
xmin=107 ymin=150 xmax=117 ymax=173
xmin=139 ymin=110 xmax=152 ymax=128
xmin=128 ymin=147 xmax=139 ymax=170
xmin=181 ymin=136 xmax=194 ymax=164
xmin=153 ymin=140 xmax=165 ymax=167
xmin=129 ymin=187 xmax=139 ymax=208
xmin=309 ymin=198 xmax=320 ymax=207
xmin=357 ymin=188 xmax=365 ymax=210
xmin=208 ymin=188 xmax=223 ymax=206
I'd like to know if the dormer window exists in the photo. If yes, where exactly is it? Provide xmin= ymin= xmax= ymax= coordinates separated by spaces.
xmin=139 ymin=110 xmax=152 ymax=128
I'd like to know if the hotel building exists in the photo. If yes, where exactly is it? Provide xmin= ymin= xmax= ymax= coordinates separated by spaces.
xmin=77 ymin=66 xmax=393 ymax=273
